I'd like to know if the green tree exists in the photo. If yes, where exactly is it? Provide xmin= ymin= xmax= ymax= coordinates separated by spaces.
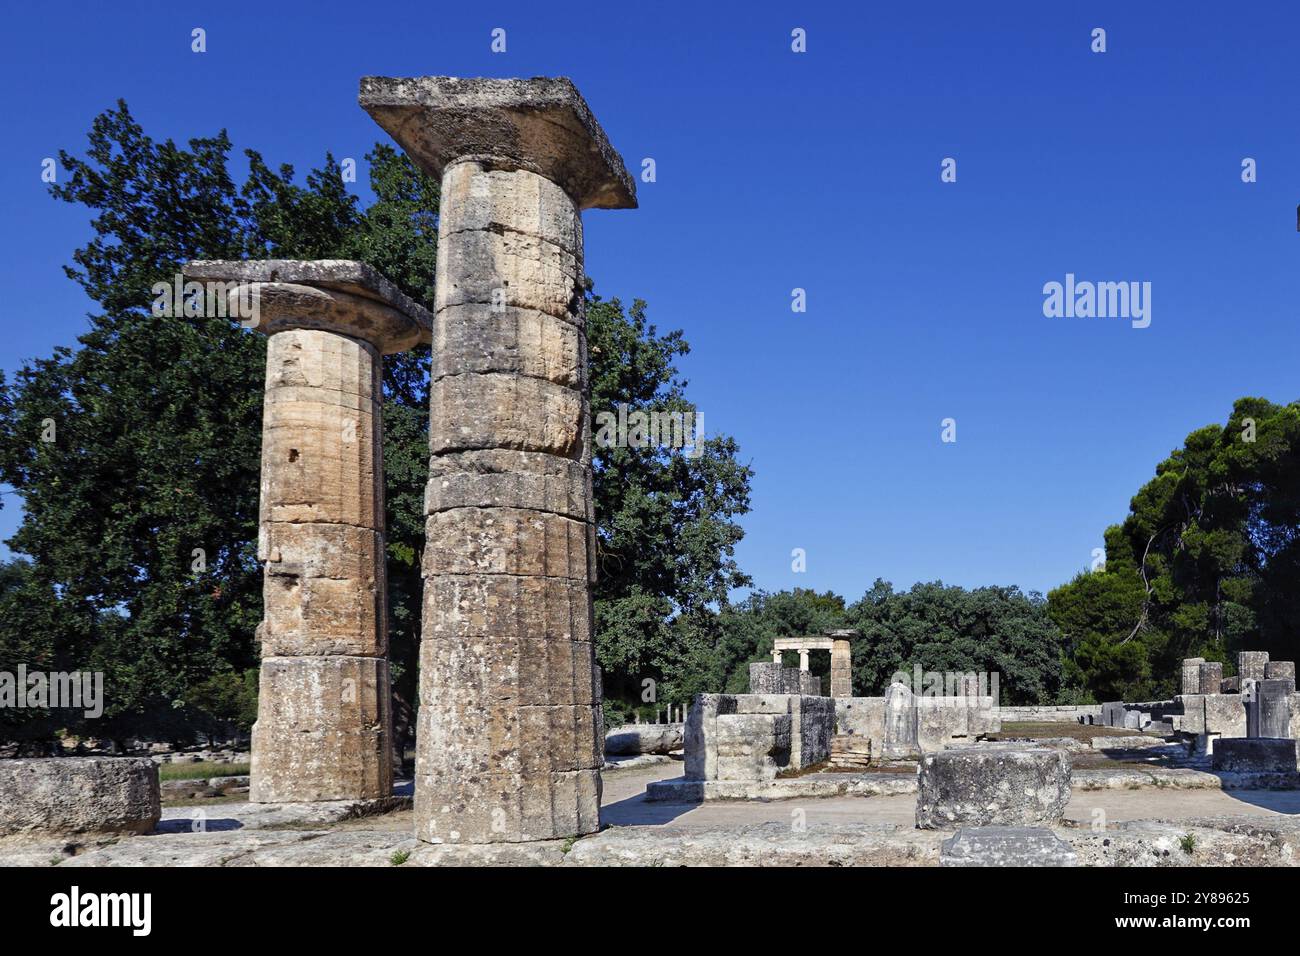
xmin=0 ymin=101 xmax=753 ymax=743
xmin=1050 ymin=397 xmax=1300 ymax=699
xmin=844 ymin=579 xmax=1065 ymax=704
xmin=588 ymin=295 xmax=753 ymax=714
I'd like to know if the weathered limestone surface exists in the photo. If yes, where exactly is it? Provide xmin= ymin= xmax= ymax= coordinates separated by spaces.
xmin=883 ymin=682 xmax=918 ymax=758
xmin=362 ymin=77 xmax=635 ymax=844
xmin=185 ymin=260 xmax=429 ymax=805
xmin=791 ymin=695 xmax=835 ymax=767
xmin=1250 ymin=678 xmax=1293 ymax=739
xmin=835 ymin=697 xmax=886 ymax=755
xmin=798 ymin=672 xmax=822 ymax=696
xmin=684 ymin=693 xmax=835 ymax=781
xmin=1198 ymin=661 xmax=1223 ymax=695
xmin=829 ymin=631 xmax=854 ymax=698
xmin=1266 ymin=661 xmax=1296 ymax=681
xmin=714 ymin=713 xmax=791 ymax=781
xmin=604 ymin=724 xmax=683 ymax=756
xmin=1101 ymin=701 xmax=1126 ymax=728
xmin=1181 ymin=658 xmax=1205 ymax=696
xmin=1212 ymin=738 xmax=1300 ymax=773
xmin=1238 ymin=651 xmax=1269 ymax=681
xmin=916 ymin=749 xmax=1071 ymax=829
xmin=359 ymin=76 xmax=636 ymax=211
xmin=747 ymin=662 xmax=781 ymax=694
xmin=940 ymin=827 xmax=1078 ymax=867
xmin=0 ymin=758 xmax=160 ymax=835
xmin=1203 ymin=694 xmax=1247 ymax=738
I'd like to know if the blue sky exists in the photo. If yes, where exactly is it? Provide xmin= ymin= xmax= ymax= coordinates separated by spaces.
xmin=2 ymin=1 xmax=1299 ymax=601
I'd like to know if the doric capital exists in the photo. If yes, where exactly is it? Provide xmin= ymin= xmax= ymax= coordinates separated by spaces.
xmin=359 ymin=76 xmax=636 ymax=211
xmin=183 ymin=259 xmax=432 ymax=353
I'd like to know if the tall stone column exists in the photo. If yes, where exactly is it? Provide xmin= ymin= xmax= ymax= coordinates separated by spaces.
xmin=361 ymin=77 xmax=636 ymax=843
xmin=798 ymin=647 xmax=811 ymax=672
xmin=184 ymin=260 xmax=431 ymax=803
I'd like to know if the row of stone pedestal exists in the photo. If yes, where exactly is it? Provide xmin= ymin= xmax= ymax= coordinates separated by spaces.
xmin=185 ymin=76 xmax=637 ymax=844
xmin=1180 ymin=651 xmax=1296 ymax=696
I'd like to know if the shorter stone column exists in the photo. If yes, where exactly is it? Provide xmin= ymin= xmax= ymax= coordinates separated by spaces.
xmin=1238 ymin=651 xmax=1269 ymax=681
xmin=185 ymin=259 xmax=431 ymax=803
xmin=798 ymin=647 xmax=810 ymax=672
xmin=829 ymin=630 xmax=855 ymax=698
xmin=1198 ymin=661 xmax=1223 ymax=695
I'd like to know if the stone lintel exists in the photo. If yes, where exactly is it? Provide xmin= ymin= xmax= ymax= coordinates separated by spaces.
xmin=359 ymin=76 xmax=636 ymax=211
xmin=183 ymin=259 xmax=432 ymax=352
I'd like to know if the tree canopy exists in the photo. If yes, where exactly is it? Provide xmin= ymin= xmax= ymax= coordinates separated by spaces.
xmin=0 ymin=101 xmax=753 ymax=742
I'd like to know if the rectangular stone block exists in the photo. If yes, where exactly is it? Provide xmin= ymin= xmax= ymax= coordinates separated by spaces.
xmin=1203 ymin=694 xmax=1247 ymax=738
xmin=798 ymin=672 xmax=822 ymax=696
xmin=1238 ymin=651 xmax=1269 ymax=681
xmin=1220 ymin=676 xmax=1240 ymax=694
xmin=1211 ymin=738 xmax=1300 ymax=773
xmin=714 ymin=713 xmax=790 ymax=781
xmin=1198 ymin=661 xmax=1223 ymax=695
xmin=834 ymin=697 xmax=886 ymax=756
xmin=780 ymin=667 xmax=802 ymax=695
xmin=1181 ymin=658 xmax=1205 ymax=696
xmin=1100 ymin=701 xmax=1126 ymax=728
xmin=1251 ymin=678 xmax=1293 ymax=738
xmin=748 ymin=662 xmax=784 ymax=695
xmin=917 ymin=697 xmax=970 ymax=752
xmin=732 ymin=694 xmax=794 ymax=715
xmin=1177 ymin=695 xmax=1206 ymax=734
xmin=684 ymin=694 xmax=732 ymax=781
xmin=792 ymin=696 xmax=835 ymax=768
xmin=1266 ymin=661 xmax=1296 ymax=681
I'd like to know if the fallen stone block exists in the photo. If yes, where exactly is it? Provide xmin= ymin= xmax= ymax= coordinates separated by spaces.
xmin=0 ymin=758 xmax=160 ymax=836
xmin=604 ymin=724 xmax=683 ymax=756
xmin=1211 ymin=738 xmax=1300 ymax=774
xmin=915 ymin=748 xmax=1071 ymax=829
xmin=940 ymin=826 xmax=1077 ymax=867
